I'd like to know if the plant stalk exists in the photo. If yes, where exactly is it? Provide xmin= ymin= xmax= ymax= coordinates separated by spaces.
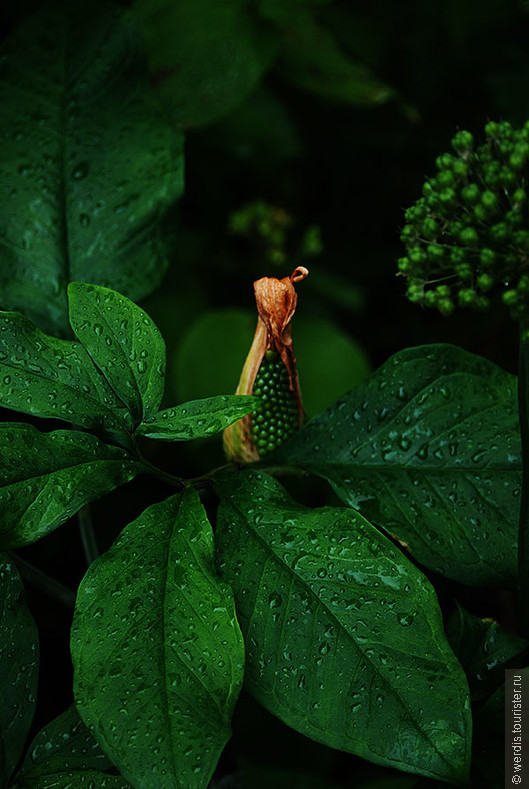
xmin=9 ymin=552 xmax=76 ymax=608
xmin=78 ymin=504 xmax=99 ymax=566
xmin=518 ymin=319 xmax=529 ymax=637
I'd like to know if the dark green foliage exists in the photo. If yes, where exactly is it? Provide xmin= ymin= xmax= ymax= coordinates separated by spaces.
xmin=251 ymin=351 xmax=299 ymax=455
xmin=399 ymin=121 xmax=529 ymax=319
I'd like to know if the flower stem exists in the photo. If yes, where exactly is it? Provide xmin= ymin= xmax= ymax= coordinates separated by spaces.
xmin=518 ymin=319 xmax=529 ymax=637
xmin=78 ymin=504 xmax=99 ymax=567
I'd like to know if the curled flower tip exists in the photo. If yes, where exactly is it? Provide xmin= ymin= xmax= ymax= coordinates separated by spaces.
xmin=223 ymin=268 xmax=309 ymax=463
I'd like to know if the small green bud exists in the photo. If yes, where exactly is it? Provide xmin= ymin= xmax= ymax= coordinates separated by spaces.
xmin=459 ymin=227 xmax=479 ymax=245
xmin=490 ymin=222 xmax=509 ymax=242
xmin=513 ymin=188 xmax=527 ymax=205
xmin=437 ymin=170 xmax=455 ymax=187
xmin=406 ymin=283 xmax=424 ymax=303
xmin=485 ymin=121 xmax=499 ymax=138
xmin=477 ymin=273 xmax=493 ymax=291
xmin=409 ymin=247 xmax=428 ymax=264
xmin=502 ymin=289 xmax=518 ymax=306
xmin=438 ymin=297 xmax=455 ymax=316
xmin=436 ymin=153 xmax=455 ymax=170
xmin=450 ymin=247 xmax=466 ymax=264
xmin=473 ymin=205 xmax=488 ymax=222
xmin=455 ymin=262 xmax=473 ymax=281
xmin=518 ymin=274 xmax=529 ymax=293
xmin=421 ymin=218 xmax=439 ymax=239
xmin=481 ymin=190 xmax=498 ymax=210
xmin=436 ymin=284 xmax=451 ymax=297
xmin=461 ymin=184 xmax=480 ymax=204
xmin=400 ymin=224 xmax=416 ymax=242
xmin=424 ymin=290 xmax=438 ymax=307
xmin=398 ymin=257 xmax=413 ymax=273
xmin=452 ymin=159 xmax=469 ymax=177
xmin=458 ymin=288 xmax=477 ymax=306
xmin=427 ymin=244 xmax=445 ymax=261
xmin=452 ymin=130 xmax=474 ymax=154
xmin=480 ymin=248 xmax=496 ymax=267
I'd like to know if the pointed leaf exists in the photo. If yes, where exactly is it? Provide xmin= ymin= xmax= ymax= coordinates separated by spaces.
xmin=71 ymin=488 xmax=245 ymax=789
xmin=16 ymin=706 xmax=113 ymax=780
xmin=276 ymin=344 xmax=520 ymax=587
xmin=136 ymin=395 xmax=260 ymax=441
xmin=0 ymin=554 xmax=39 ymax=784
xmin=0 ymin=4 xmax=183 ymax=336
xmin=0 ymin=312 xmax=133 ymax=446
xmin=14 ymin=770 xmax=131 ymax=788
xmin=0 ymin=424 xmax=143 ymax=550
xmin=68 ymin=284 xmax=165 ymax=424
xmin=215 ymin=470 xmax=471 ymax=784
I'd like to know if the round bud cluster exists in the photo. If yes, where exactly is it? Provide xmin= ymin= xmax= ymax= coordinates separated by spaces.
xmin=399 ymin=121 xmax=529 ymax=320
xmin=251 ymin=351 xmax=299 ymax=456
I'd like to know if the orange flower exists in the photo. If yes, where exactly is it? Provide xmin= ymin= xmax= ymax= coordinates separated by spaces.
xmin=223 ymin=266 xmax=309 ymax=462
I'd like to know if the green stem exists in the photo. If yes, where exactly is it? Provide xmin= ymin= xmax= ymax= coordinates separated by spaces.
xmin=9 ymin=552 xmax=76 ymax=608
xmin=78 ymin=504 xmax=99 ymax=566
xmin=518 ymin=319 xmax=529 ymax=637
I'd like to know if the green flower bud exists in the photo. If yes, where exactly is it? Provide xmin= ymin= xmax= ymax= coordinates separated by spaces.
xmin=452 ymin=130 xmax=474 ymax=154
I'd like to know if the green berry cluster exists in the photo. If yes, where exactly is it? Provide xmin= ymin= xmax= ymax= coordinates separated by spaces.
xmin=399 ymin=121 xmax=529 ymax=319
xmin=251 ymin=351 xmax=299 ymax=455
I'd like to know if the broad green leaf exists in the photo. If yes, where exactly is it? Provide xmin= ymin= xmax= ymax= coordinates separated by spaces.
xmin=446 ymin=604 xmax=528 ymax=700
xmin=0 ymin=312 xmax=132 ymax=446
xmin=136 ymin=395 xmax=259 ymax=441
xmin=0 ymin=424 xmax=142 ymax=550
xmin=0 ymin=554 xmax=39 ymax=785
xmin=68 ymin=284 xmax=165 ymax=424
xmin=129 ymin=0 xmax=278 ymax=129
xmin=71 ymin=488 xmax=245 ymax=789
xmin=278 ymin=18 xmax=394 ymax=106
xmin=14 ymin=770 xmax=131 ymax=788
xmin=275 ymin=344 xmax=521 ymax=587
xmin=215 ymin=470 xmax=471 ymax=784
xmin=0 ymin=4 xmax=183 ymax=336
xmin=16 ymin=706 xmax=113 ymax=781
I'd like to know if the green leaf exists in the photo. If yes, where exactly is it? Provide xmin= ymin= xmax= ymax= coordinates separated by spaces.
xmin=0 ymin=554 xmax=39 ymax=785
xmin=71 ymin=488 xmax=245 ymax=789
xmin=14 ymin=770 xmax=131 ymax=788
xmin=136 ymin=395 xmax=259 ymax=441
xmin=278 ymin=18 xmax=394 ymax=106
xmin=128 ymin=0 xmax=278 ymax=129
xmin=68 ymin=284 xmax=166 ymax=424
xmin=0 ymin=4 xmax=183 ymax=336
xmin=276 ymin=344 xmax=521 ymax=587
xmin=0 ymin=312 xmax=132 ymax=446
xmin=16 ymin=706 xmax=113 ymax=781
xmin=446 ymin=604 xmax=528 ymax=700
xmin=215 ymin=470 xmax=472 ymax=784
xmin=0 ymin=424 xmax=142 ymax=550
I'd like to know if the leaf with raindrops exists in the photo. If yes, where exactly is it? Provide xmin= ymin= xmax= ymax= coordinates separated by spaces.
xmin=136 ymin=394 xmax=260 ymax=441
xmin=0 ymin=553 xmax=39 ymax=784
xmin=15 ymin=705 xmax=114 ymax=781
xmin=215 ymin=469 xmax=472 ymax=784
xmin=68 ymin=283 xmax=166 ymax=425
xmin=445 ymin=604 xmax=528 ymax=701
xmin=275 ymin=343 xmax=520 ymax=587
xmin=0 ymin=424 xmax=143 ymax=550
xmin=0 ymin=3 xmax=183 ymax=336
xmin=0 ymin=311 xmax=134 ymax=447
xmin=13 ymin=770 xmax=132 ymax=788
xmin=71 ymin=487 xmax=245 ymax=789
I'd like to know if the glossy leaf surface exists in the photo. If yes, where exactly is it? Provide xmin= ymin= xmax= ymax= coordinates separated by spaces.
xmin=71 ymin=488 xmax=245 ymax=789
xmin=0 ymin=554 xmax=39 ymax=784
xmin=14 ymin=771 xmax=131 ymax=788
xmin=215 ymin=470 xmax=471 ymax=783
xmin=68 ymin=284 xmax=166 ymax=425
xmin=0 ymin=4 xmax=183 ymax=335
xmin=129 ymin=0 xmax=277 ymax=128
xmin=0 ymin=424 xmax=142 ymax=550
xmin=0 ymin=312 xmax=132 ymax=446
xmin=136 ymin=395 xmax=259 ymax=441
xmin=276 ymin=344 xmax=520 ymax=586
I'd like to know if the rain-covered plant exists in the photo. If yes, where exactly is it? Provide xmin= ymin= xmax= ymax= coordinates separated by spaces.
xmin=0 ymin=3 xmax=522 ymax=789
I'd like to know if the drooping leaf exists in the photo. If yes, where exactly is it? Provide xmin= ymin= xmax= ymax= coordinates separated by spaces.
xmin=128 ymin=0 xmax=278 ymax=129
xmin=0 ymin=3 xmax=183 ymax=336
xmin=15 ymin=706 xmax=113 ymax=782
xmin=68 ymin=284 xmax=166 ymax=424
xmin=446 ymin=604 xmax=528 ymax=700
xmin=136 ymin=395 xmax=259 ymax=441
xmin=0 ymin=312 xmax=133 ymax=446
xmin=0 ymin=424 xmax=143 ymax=550
xmin=276 ymin=344 xmax=520 ymax=587
xmin=71 ymin=488 xmax=245 ymax=789
xmin=0 ymin=554 xmax=39 ymax=785
xmin=215 ymin=470 xmax=471 ymax=784
xmin=14 ymin=770 xmax=131 ymax=788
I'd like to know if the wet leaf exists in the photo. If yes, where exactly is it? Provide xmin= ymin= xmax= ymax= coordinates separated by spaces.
xmin=68 ymin=284 xmax=166 ymax=425
xmin=129 ymin=0 xmax=278 ymax=129
xmin=0 ymin=3 xmax=183 ymax=336
xmin=276 ymin=344 xmax=520 ymax=586
xmin=215 ymin=470 xmax=471 ymax=784
xmin=0 ymin=424 xmax=143 ymax=550
xmin=0 ymin=311 xmax=133 ymax=447
xmin=446 ymin=604 xmax=528 ymax=700
xmin=16 ymin=705 xmax=113 ymax=780
xmin=0 ymin=554 xmax=39 ymax=784
xmin=71 ymin=488 xmax=245 ymax=789
xmin=14 ymin=770 xmax=131 ymax=788
xmin=136 ymin=395 xmax=259 ymax=441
